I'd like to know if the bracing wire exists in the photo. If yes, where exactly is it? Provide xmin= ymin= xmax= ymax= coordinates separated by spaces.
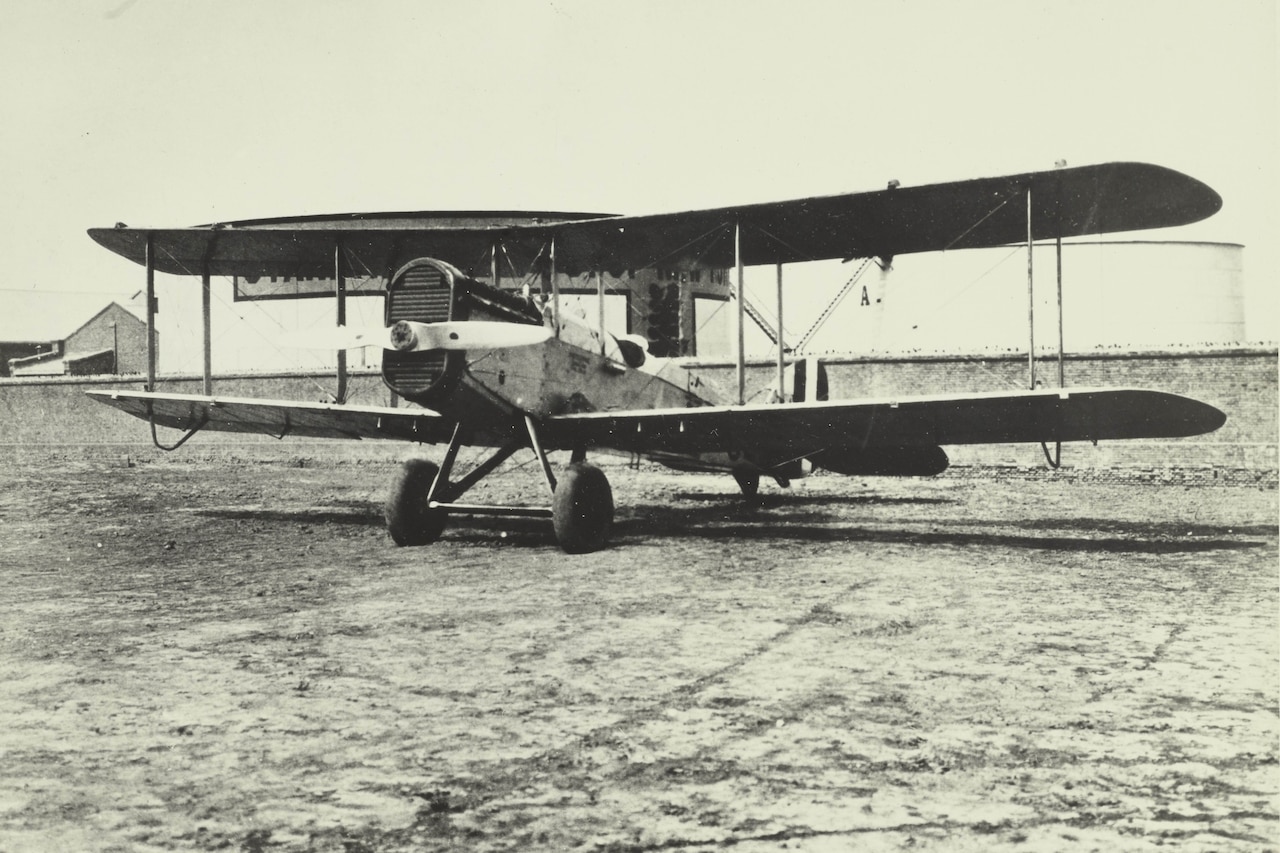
xmin=153 ymin=243 xmax=365 ymax=400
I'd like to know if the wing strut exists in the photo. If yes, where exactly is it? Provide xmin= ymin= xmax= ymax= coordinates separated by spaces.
xmin=334 ymin=239 xmax=348 ymax=404
xmin=549 ymin=235 xmax=560 ymax=341
xmin=1023 ymin=169 xmax=1072 ymax=394
xmin=774 ymin=263 xmax=785 ymax=402
xmin=596 ymin=271 xmax=606 ymax=356
xmin=201 ymin=257 xmax=213 ymax=395
xmin=1025 ymin=186 xmax=1036 ymax=390
xmin=735 ymin=220 xmax=745 ymax=405
xmin=145 ymin=233 xmax=157 ymax=390
xmin=1042 ymin=182 xmax=1068 ymax=470
xmin=1054 ymin=222 xmax=1066 ymax=387
xmin=1036 ymin=166 xmax=1069 ymax=468
xmin=197 ymin=230 xmax=219 ymax=395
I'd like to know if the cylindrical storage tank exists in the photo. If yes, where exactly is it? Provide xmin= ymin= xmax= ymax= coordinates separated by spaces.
xmin=1065 ymin=241 xmax=1244 ymax=348
xmin=811 ymin=240 xmax=1245 ymax=354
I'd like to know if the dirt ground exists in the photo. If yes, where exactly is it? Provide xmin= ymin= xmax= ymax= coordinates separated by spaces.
xmin=0 ymin=453 xmax=1275 ymax=852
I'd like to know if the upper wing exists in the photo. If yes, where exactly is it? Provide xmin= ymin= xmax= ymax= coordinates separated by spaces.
xmin=85 ymin=213 xmax=601 ymax=280
xmin=86 ymin=390 xmax=458 ymax=444
xmin=541 ymin=388 xmax=1227 ymax=455
xmin=88 ymin=162 xmax=1220 ymax=277
xmin=548 ymin=162 xmax=1222 ymax=270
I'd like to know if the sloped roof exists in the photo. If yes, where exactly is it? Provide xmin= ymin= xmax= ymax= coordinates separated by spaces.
xmin=11 ymin=347 xmax=115 ymax=376
xmin=0 ymin=292 xmax=145 ymax=343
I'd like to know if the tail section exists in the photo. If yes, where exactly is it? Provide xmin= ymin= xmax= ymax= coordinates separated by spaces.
xmin=757 ymin=358 xmax=949 ymax=480
xmin=768 ymin=357 xmax=829 ymax=404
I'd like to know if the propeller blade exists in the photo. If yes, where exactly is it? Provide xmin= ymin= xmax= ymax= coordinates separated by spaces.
xmin=390 ymin=321 xmax=551 ymax=352
xmin=280 ymin=321 xmax=552 ymax=352
xmin=278 ymin=325 xmax=392 ymax=351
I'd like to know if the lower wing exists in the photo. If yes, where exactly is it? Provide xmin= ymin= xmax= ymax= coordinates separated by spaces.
xmin=85 ymin=390 xmax=456 ymax=444
xmin=87 ymin=387 xmax=1225 ymax=457
xmin=541 ymin=388 xmax=1226 ymax=455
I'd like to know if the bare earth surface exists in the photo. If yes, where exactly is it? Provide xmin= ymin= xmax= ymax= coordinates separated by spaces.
xmin=0 ymin=455 xmax=1275 ymax=852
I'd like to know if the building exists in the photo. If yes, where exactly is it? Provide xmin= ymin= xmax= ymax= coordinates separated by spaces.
xmin=0 ymin=296 xmax=150 ymax=378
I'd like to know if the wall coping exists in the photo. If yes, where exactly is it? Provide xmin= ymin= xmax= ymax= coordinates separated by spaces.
xmin=0 ymin=345 xmax=1274 ymax=388
xmin=0 ymin=367 xmax=385 ymax=389
xmin=686 ymin=343 xmax=1278 ymax=369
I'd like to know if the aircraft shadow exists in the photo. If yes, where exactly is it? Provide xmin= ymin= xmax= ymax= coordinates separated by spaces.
xmin=614 ymin=502 xmax=1265 ymax=555
xmin=624 ymin=522 xmax=1262 ymax=554
xmin=197 ymin=506 xmax=386 ymax=528
xmin=440 ymin=502 xmax=1269 ymax=555
xmin=1008 ymin=518 xmax=1276 ymax=539
xmin=195 ymin=500 xmax=1267 ymax=555
xmin=669 ymin=491 xmax=955 ymax=509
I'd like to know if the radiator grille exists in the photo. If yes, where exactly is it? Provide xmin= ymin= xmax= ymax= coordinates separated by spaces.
xmin=383 ymin=262 xmax=455 ymax=396
xmin=387 ymin=264 xmax=452 ymax=324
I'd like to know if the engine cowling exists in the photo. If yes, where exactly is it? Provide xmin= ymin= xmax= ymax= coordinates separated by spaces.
xmin=381 ymin=259 xmax=467 ymax=405
xmin=381 ymin=257 xmax=543 ymax=406
xmin=811 ymin=445 xmax=950 ymax=477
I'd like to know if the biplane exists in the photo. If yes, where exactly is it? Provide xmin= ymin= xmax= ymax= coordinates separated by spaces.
xmin=87 ymin=162 xmax=1227 ymax=552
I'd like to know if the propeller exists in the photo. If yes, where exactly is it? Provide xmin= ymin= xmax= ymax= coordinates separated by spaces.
xmin=280 ymin=321 xmax=551 ymax=352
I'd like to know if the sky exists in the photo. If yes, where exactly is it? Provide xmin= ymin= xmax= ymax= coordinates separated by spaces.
xmin=1 ymin=0 xmax=1275 ymax=372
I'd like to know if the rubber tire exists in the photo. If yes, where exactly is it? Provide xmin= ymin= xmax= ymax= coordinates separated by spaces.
xmin=384 ymin=459 xmax=448 ymax=546
xmin=552 ymin=463 xmax=614 ymax=553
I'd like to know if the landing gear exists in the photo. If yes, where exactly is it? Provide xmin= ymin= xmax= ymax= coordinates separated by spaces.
xmin=552 ymin=463 xmax=614 ymax=553
xmin=384 ymin=459 xmax=448 ymax=545
xmin=732 ymin=463 xmax=760 ymax=498
xmin=383 ymin=418 xmax=613 ymax=553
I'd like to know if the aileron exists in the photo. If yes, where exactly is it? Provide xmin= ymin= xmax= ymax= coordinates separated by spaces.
xmin=87 ymin=390 xmax=454 ymax=444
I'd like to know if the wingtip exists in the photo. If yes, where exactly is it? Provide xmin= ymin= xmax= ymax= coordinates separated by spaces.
xmin=1160 ymin=392 xmax=1228 ymax=437
xmin=1195 ymin=400 xmax=1229 ymax=436
xmin=1138 ymin=161 xmax=1224 ymax=226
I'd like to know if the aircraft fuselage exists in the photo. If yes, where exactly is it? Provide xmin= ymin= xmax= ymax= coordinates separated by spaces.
xmin=426 ymin=336 xmax=706 ymax=450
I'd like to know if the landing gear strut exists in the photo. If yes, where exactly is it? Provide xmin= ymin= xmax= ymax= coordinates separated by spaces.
xmin=384 ymin=418 xmax=613 ymax=553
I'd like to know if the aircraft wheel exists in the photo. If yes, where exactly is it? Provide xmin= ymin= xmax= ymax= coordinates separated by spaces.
xmin=552 ymin=462 xmax=613 ymax=553
xmin=385 ymin=459 xmax=448 ymax=546
xmin=732 ymin=464 xmax=760 ymax=497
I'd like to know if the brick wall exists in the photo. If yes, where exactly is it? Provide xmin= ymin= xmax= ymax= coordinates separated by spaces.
xmin=0 ymin=371 xmax=393 ymax=458
xmin=687 ymin=346 xmax=1277 ymax=478
xmin=0 ymin=348 xmax=1273 ymax=481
